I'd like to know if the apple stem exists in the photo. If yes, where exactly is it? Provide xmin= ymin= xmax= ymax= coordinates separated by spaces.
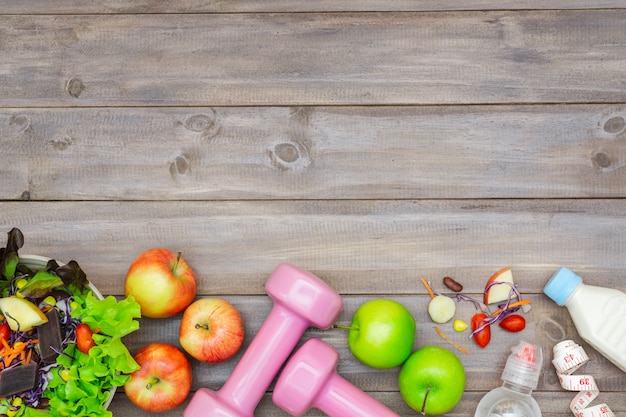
xmin=173 ymin=251 xmax=182 ymax=272
xmin=195 ymin=323 xmax=209 ymax=330
xmin=146 ymin=377 xmax=160 ymax=390
xmin=333 ymin=324 xmax=359 ymax=331
xmin=421 ymin=386 xmax=431 ymax=415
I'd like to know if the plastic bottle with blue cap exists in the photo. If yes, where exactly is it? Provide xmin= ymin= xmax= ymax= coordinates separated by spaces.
xmin=543 ymin=266 xmax=626 ymax=373
xmin=474 ymin=341 xmax=543 ymax=417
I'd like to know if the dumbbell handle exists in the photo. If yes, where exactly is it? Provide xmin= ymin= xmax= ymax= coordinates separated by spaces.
xmin=185 ymin=264 xmax=343 ymax=417
xmin=315 ymin=373 xmax=400 ymax=417
xmin=219 ymin=304 xmax=308 ymax=414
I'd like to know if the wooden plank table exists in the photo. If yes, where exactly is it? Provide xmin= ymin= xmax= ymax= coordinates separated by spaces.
xmin=1 ymin=2 xmax=625 ymax=416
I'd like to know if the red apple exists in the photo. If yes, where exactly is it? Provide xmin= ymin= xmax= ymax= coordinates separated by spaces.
xmin=125 ymin=248 xmax=197 ymax=318
xmin=179 ymin=298 xmax=244 ymax=363
xmin=124 ymin=342 xmax=192 ymax=413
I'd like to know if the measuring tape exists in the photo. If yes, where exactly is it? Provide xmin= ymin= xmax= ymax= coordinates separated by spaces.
xmin=552 ymin=340 xmax=615 ymax=417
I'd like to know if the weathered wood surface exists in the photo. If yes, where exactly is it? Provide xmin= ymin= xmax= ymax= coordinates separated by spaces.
xmin=1 ymin=4 xmax=625 ymax=417
xmin=2 ymin=11 xmax=626 ymax=106
xmin=2 ymin=200 xmax=626 ymax=296
xmin=3 ymin=105 xmax=626 ymax=201
xmin=2 ymin=1 xmax=625 ymax=13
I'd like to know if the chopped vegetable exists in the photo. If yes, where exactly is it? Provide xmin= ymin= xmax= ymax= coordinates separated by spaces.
xmin=0 ymin=322 xmax=9 ymax=343
xmin=499 ymin=314 xmax=526 ymax=332
xmin=453 ymin=319 xmax=468 ymax=332
xmin=0 ymin=228 xmax=141 ymax=417
xmin=471 ymin=313 xmax=491 ymax=348
xmin=434 ymin=326 xmax=470 ymax=355
xmin=76 ymin=324 xmax=96 ymax=354
xmin=420 ymin=277 xmax=436 ymax=299
xmin=490 ymin=299 xmax=531 ymax=318
xmin=427 ymin=295 xmax=456 ymax=324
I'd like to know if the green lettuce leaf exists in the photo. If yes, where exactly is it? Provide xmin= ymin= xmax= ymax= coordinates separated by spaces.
xmin=38 ymin=294 xmax=141 ymax=417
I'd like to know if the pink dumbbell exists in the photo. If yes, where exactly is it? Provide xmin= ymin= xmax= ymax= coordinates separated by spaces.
xmin=273 ymin=338 xmax=400 ymax=417
xmin=184 ymin=263 xmax=343 ymax=417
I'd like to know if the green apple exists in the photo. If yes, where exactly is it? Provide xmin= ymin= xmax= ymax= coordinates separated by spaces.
xmin=399 ymin=345 xmax=466 ymax=415
xmin=345 ymin=298 xmax=415 ymax=369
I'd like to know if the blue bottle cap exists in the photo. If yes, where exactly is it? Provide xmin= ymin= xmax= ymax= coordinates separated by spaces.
xmin=543 ymin=266 xmax=582 ymax=306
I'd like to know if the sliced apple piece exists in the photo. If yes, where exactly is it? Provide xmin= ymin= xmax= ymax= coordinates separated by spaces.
xmin=427 ymin=295 xmax=456 ymax=323
xmin=0 ymin=296 xmax=48 ymax=331
xmin=484 ymin=267 xmax=517 ymax=304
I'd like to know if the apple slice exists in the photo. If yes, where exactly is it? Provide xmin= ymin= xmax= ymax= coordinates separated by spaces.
xmin=484 ymin=267 xmax=517 ymax=304
xmin=0 ymin=296 xmax=49 ymax=331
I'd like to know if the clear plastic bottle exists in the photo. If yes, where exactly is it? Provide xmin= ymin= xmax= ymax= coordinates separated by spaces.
xmin=474 ymin=341 xmax=542 ymax=417
xmin=543 ymin=266 xmax=626 ymax=373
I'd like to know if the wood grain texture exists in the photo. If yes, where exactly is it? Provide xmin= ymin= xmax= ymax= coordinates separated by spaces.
xmin=1 ymin=200 xmax=625 ymax=296
xmin=117 ymin=294 xmax=626 ymax=392
xmin=3 ymin=2 xmax=625 ymax=415
xmin=2 ymin=1 xmax=625 ymax=14
xmin=3 ymin=105 xmax=626 ymax=200
xmin=107 ymin=392 xmax=626 ymax=417
xmin=1 ymin=11 xmax=625 ymax=106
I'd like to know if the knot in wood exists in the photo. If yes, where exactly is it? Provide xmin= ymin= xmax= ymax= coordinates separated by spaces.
xmin=269 ymin=141 xmax=311 ymax=171
xmin=603 ymin=116 xmax=625 ymax=135
xmin=591 ymin=151 xmax=611 ymax=169
xmin=274 ymin=143 xmax=300 ymax=163
xmin=184 ymin=114 xmax=214 ymax=132
xmin=66 ymin=77 xmax=85 ymax=98
xmin=9 ymin=115 xmax=31 ymax=133
xmin=50 ymin=136 xmax=73 ymax=151
xmin=183 ymin=110 xmax=220 ymax=139
xmin=169 ymin=154 xmax=191 ymax=179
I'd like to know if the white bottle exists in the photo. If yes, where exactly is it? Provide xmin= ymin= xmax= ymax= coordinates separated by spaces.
xmin=474 ymin=341 xmax=542 ymax=417
xmin=543 ymin=266 xmax=626 ymax=373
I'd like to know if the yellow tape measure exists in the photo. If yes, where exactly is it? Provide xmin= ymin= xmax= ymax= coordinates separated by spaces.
xmin=552 ymin=340 xmax=615 ymax=417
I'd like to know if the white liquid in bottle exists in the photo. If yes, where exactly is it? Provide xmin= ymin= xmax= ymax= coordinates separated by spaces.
xmin=543 ymin=267 xmax=626 ymax=373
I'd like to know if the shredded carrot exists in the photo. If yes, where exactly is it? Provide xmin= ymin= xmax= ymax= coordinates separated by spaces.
xmin=24 ymin=349 xmax=32 ymax=365
xmin=434 ymin=326 xmax=470 ymax=355
xmin=490 ymin=299 xmax=531 ymax=317
xmin=0 ymin=339 xmax=10 ymax=351
xmin=0 ymin=339 xmax=31 ymax=368
xmin=421 ymin=277 xmax=436 ymax=299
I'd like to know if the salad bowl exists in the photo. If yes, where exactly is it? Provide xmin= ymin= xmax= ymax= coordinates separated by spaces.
xmin=0 ymin=253 xmax=141 ymax=416
xmin=18 ymin=254 xmax=114 ymax=409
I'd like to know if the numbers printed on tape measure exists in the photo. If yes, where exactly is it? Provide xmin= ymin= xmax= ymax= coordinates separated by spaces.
xmin=552 ymin=340 xmax=615 ymax=417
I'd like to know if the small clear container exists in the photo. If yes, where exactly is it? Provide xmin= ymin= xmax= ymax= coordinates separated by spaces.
xmin=474 ymin=341 xmax=542 ymax=417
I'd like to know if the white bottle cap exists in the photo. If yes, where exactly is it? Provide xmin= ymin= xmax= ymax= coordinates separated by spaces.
xmin=501 ymin=341 xmax=543 ymax=390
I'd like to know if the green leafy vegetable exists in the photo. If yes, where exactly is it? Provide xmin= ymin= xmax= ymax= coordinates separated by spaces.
xmin=1 ymin=228 xmax=25 ymax=285
xmin=19 ymin=271 xmax=65 ymax=299
xmin=55 ymin=261 xmax=90 ymax=294
xmin=0 ymin=228 xmax=142 ymax=417
xmin=71 ymin=293 xmax=141 ymax=338
xmin=43 ymin=294 xmax=141 ymax=417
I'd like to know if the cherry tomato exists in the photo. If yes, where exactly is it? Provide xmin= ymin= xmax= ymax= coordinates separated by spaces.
xmin=0 ymin=322 xmax=9 ymax=343
xmin=499 ymin=314 xmax=526 ymax=332
xmin=76 ymin=323 xmax=96 ymax=354
xmin=471 ymin=313 xmax=491 ymax=348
